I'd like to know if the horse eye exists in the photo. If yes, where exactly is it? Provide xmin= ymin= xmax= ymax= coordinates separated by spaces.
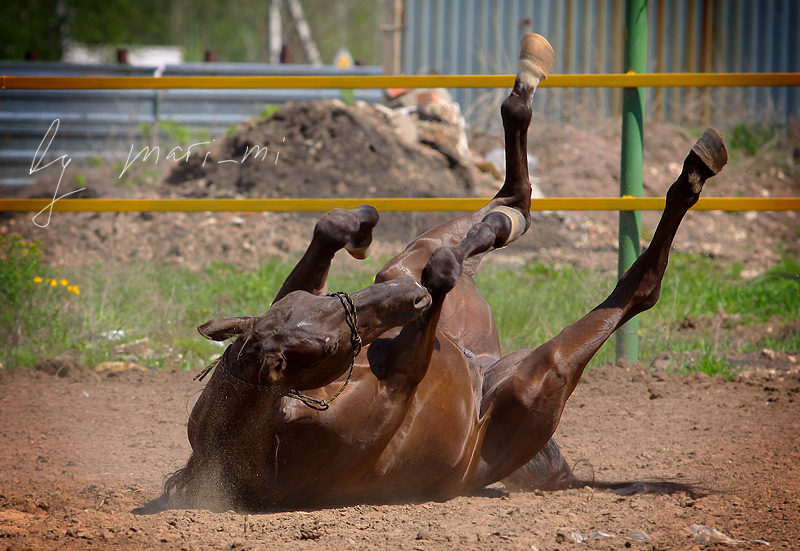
xmin=324 ymin=341 xmax=338 ymax=357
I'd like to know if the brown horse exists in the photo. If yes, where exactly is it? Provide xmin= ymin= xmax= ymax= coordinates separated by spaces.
xmin=140 ymin=34 xmax=727 ymax=513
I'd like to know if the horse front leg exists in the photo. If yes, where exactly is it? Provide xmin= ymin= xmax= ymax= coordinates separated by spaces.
xmin=272 ymin=204 xmax=378 ymax=304
xmin=374 ymin=205 xmax=529 ymax=395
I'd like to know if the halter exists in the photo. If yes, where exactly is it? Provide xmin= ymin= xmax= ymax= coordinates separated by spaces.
xmin=194 ymin=291 xmax=362 ymax=411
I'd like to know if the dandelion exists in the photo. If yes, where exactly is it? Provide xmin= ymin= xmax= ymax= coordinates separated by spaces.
xmin=60 ymin=278 xmax=68 ymax=286
xmin=49 ymin=279 xmax=57 ymax=287
xmin=33 ymin=276 xmax=43 ymax=284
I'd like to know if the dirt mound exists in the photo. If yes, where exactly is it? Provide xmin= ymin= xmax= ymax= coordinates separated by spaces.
xmin=166 ymin=99 xmax=488 ymax=200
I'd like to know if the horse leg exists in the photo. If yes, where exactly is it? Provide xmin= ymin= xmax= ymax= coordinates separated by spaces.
xmin=272 ymin=204 xmax=378 ymax=304
xmin=469 ymin=128 xmax=728 ymax=488
xmin=378 ymin=34 xmax=553 ymax=285
xmin=376 ymin=34 xmax=554 ymax=364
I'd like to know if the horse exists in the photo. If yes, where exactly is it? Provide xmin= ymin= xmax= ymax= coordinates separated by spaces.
xmin=139 ymin=33 xmax=727 ymax=512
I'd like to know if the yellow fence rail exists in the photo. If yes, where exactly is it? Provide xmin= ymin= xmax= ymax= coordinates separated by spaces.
xmin=2 ymin=72 xmax=797 ymax=215
xmin=2 ymin=197 xmax=798 ymax=213
xmin=3 ymin=73 xmax=799 ymax=90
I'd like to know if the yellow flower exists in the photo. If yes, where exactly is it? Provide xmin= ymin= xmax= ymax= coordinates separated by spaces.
xmin=49 ymin=279 xmax=57 ymax=287
xmin=202 ymin=308 xmax=209 ymax=313
xmin=33 ymin=276 xmax=43 ymax=284
xmin=72 ymin=286 xmax=81 ymax=295
xmin=60 ymin=278 xmax=68 ymax=286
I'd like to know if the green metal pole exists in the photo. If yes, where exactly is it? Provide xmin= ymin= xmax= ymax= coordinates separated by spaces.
xmin=616 ymin=0 xmax=647 ymax=363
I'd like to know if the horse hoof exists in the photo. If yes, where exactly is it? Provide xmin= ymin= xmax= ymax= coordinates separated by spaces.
xmin=344 ymin=204 xmax=379 ymax=260
xmin=518 ymin=33 xmax=555 ymax=84
xmin=691 ymin=128 xmax=728 ymax=176
xmin=345 ymin=242 xmax=370 ymax=260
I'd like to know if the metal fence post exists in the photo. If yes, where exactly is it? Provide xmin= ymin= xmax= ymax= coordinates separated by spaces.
xmin=616 ymin=0 xmax=647 ymax=363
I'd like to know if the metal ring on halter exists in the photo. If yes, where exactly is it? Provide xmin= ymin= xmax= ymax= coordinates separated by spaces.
xmin=489 ymin=206 xmax=527 ymax=249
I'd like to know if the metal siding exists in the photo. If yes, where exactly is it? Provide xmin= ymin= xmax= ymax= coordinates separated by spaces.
xmin=401 ymin=0 xmax=797 ymax=128
xmin=0 ymin=63 xmax=382 ymax=188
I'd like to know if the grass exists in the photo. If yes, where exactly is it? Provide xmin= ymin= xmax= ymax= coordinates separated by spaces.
xmin=478 ymin=254 xmax=800 ymax=376
xmin=1 ymin=234 xmax=798 ymax=378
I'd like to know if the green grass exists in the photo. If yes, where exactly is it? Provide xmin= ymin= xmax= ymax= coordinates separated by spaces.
xmin=726 ymin=123 xmax=777 ymax=156
xmin=478 ymin=254 xmax=799 ymax=373
xmin=2 ymin=235 xmax=798 ymax=376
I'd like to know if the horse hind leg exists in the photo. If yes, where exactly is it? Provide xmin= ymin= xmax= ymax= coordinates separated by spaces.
xmin=468 ymin=128 xmax=728 ymax=489
xmin=493 ymin=33 xmax=555 ymax=218
xmin=376 ymin=34 xmax=555 ymax=285
xmin=272 ymin=204 xmax=378 ymax=304
xmin=502 ymin=438 xmax=579 ymax=492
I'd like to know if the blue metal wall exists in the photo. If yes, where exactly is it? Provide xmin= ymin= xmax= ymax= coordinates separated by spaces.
xmin=401 ymin=0 xmax=800 ymax=127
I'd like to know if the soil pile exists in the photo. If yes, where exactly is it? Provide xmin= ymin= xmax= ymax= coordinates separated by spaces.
xmin=166 ymin=99 xmax=488 ymax=200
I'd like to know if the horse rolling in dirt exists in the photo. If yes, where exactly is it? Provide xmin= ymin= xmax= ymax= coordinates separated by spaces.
xmin=140 ymin=34 xmax=727 ymax=513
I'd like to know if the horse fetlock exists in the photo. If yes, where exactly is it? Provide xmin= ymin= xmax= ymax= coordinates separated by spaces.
xmin=501 ymin=96 xmax=532 ymax=132
xmin=314 ymin=205 xmax=378 ymax=258
xmin=668 ymin=129 xmax=728 ymax=208
xmin=345 ymin=204 xmax=379 ymax=259
xmin=486 ymin=207 xmax=527 ymax=248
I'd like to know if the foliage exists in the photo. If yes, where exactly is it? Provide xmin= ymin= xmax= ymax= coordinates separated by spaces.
xmin=0 ymin=234 xmax=83 ymax=366
xmin=658 ymin=254 xmax=800 ymax=323
xmin=670 ymin=340 xmax=738 ymax=380
xmin=726 ymin=124 xmax=777 ymax=156
xmin=157 ymin=120 xmax=193 ymax=148
xmin=0 ymin=0 xmax=381 ymax=64
xmin=260 ymin=104 xmax=281 ymax=120
xmin=478 ymin=261 xmax=615 ymax=366
xmin=340 ymin=89 xmax=357 ymax=106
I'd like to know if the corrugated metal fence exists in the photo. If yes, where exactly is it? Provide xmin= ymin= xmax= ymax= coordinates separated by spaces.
xmin=402 ymin=0 xmax=800 ymax=129
xmin=0 ymin=63 xmax=382 ymax=187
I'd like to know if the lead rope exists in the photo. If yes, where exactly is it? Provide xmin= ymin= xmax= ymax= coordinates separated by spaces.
xmin=194 ymin=291 xmax=362 ymax=411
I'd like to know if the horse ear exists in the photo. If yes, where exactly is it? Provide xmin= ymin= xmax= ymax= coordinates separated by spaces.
xmin=197 ymin=317 xmax=255 ymax=341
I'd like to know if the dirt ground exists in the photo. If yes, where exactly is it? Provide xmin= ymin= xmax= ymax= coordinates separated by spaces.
xmin=2 ymin=100 xmax=800 ymax=549
xmin=1 ymin=357 xmax=799 ymax=550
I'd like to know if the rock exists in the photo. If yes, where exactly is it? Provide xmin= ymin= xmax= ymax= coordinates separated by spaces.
xmin=94 ymin=361 xmax=149 ymax=373
xmin=33 ymin=358 xmax=90 ymax=378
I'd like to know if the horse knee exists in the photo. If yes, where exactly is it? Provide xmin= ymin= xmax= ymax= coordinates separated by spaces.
xmin=421 ymin=247 xmax=462 ymax=298
xmin=313 ymin=205 xmax=378 ymax=257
